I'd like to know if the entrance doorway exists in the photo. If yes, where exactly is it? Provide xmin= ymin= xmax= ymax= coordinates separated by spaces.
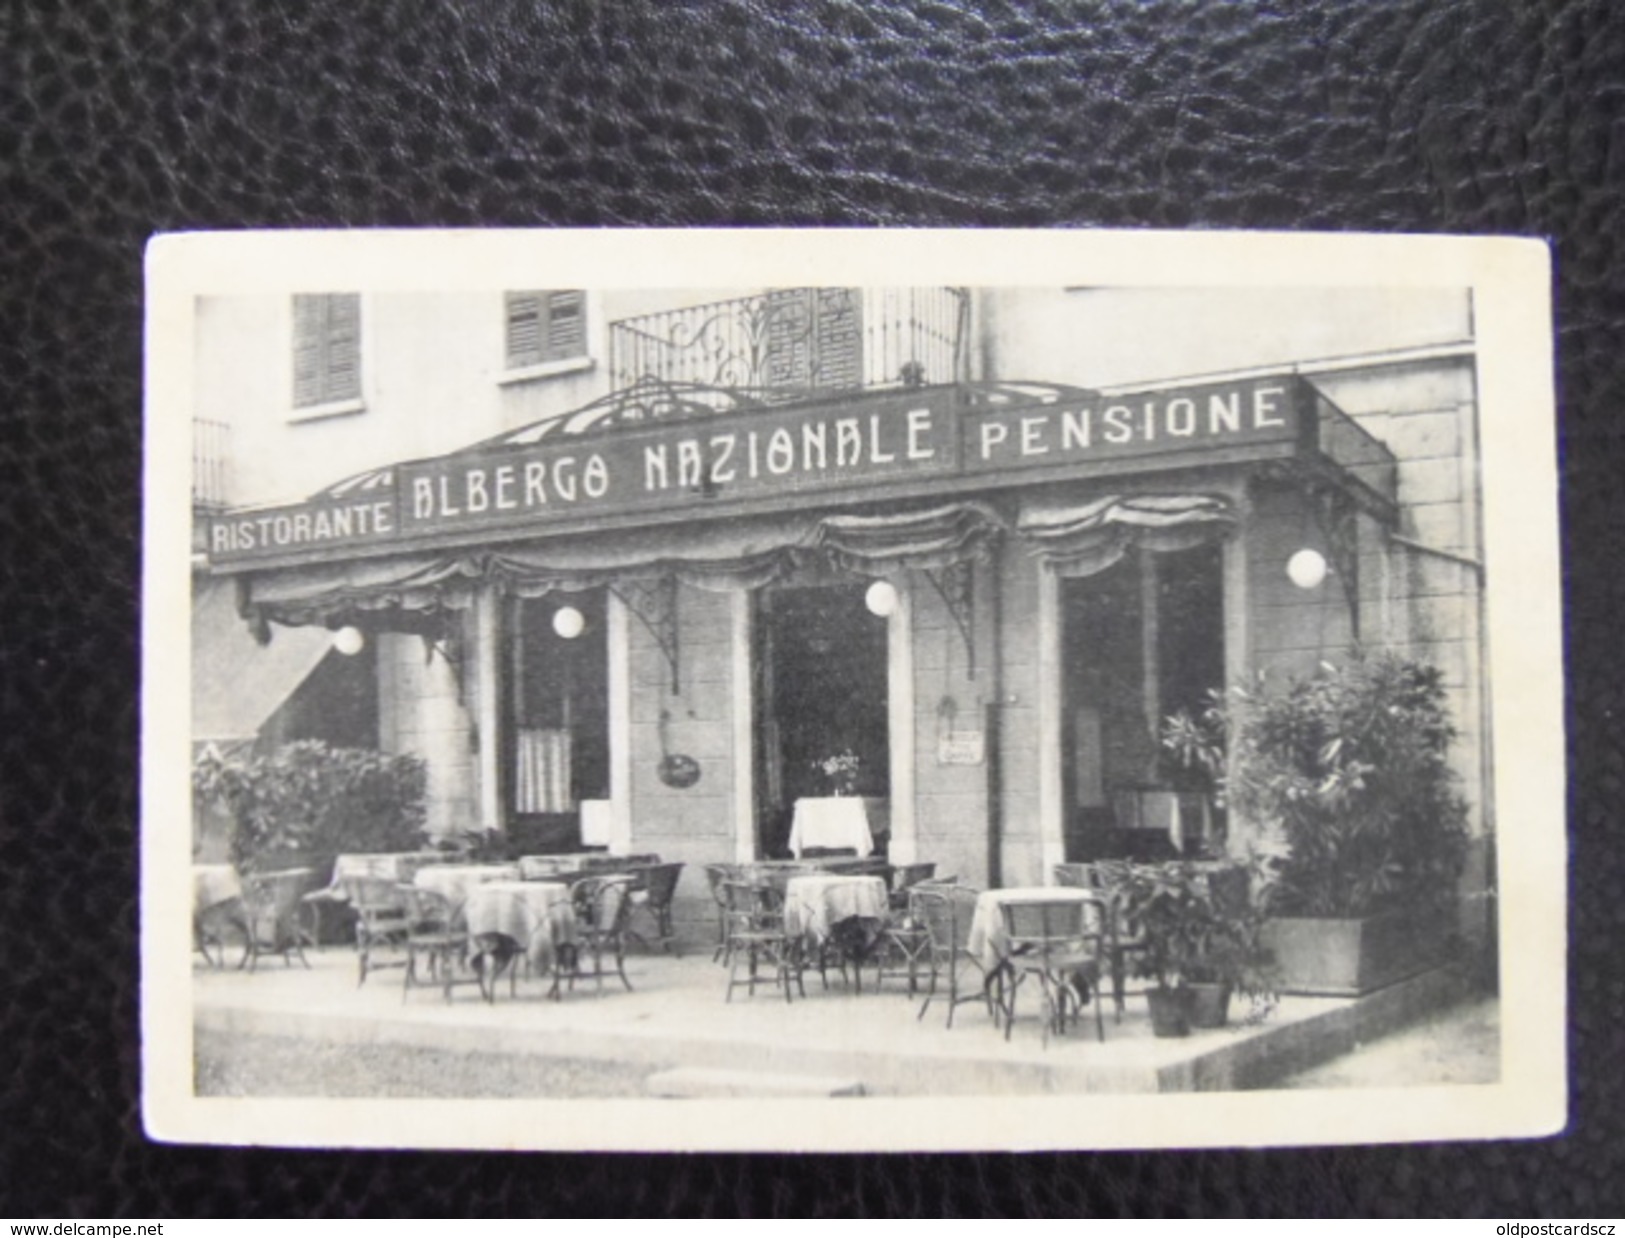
xmin=754 ymin=582 xmax=891 ymax=858
xmin=1060 ymin=543 xmax=1224 ymax=860
xmin=507 ymin=591 xmax=610 ymax=852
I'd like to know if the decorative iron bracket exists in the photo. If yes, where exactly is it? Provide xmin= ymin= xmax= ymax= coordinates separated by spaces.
xmin=923 ymin=560 xmax=977 ymax=680
xmin=1310 ymin=485 xmax=1361 ymax=641
xmin=610 ymin=576 xmax=682 ymax=694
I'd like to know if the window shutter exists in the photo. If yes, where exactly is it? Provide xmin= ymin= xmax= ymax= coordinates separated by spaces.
xmin=507 ymin=290 xmax=586 ymax=369
xmin=506 ymin=292 xmax=543 ymax=368
xmin=324 ymin=294 xmax=361 ymax=401
xmin=544 ymin=291 xmax=585 ymax=361
xmin=292 ymin=293 xmax=362 ymax=408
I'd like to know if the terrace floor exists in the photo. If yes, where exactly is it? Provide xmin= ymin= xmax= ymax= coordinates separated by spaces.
xmin=191 ymin=940 xmax=1497 ymax=1099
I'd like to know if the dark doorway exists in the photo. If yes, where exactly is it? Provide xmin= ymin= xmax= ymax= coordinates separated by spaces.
xmin=508 ymin=591 xmax=610 ymax=852
xmin=754 ymin=582 xmax=890 ymax=858
xmin=1061 ymin=543 xmax=1224 ymax=860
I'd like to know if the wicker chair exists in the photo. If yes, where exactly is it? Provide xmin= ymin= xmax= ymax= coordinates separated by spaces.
xmin=557 ymin=874 xmax=638 ymax=997
xmin=998 ymin=896 xmax=1108 ymax=1047
xmin=626 ymin=861 xmax=684 ymax=955
xmin=1054 ymin=862 xmax=1142 ymax=1021
xmin=913 ymin=884 xmax=994 ymax=1029
xmin=342 ymin=875 xmax=412 ymax=987
xmin=241 ymin=868 xmax=316 ymax=972
xmin=401 ymin=885 xmax=491 ymax=1003
xmin=720 ymin=880 xmax=805 ymax=1003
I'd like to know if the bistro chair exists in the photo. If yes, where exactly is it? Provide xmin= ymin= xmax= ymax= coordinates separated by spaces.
xmin=913 ymin=884 xmax=994 ymax=1029
xmin=871 ymin=901 xmax=932 ymax=996
xmin=998 ymin=896 xmax=1108 ymax=1047
xmin=241 ymin=868 xmax=316 ymax=972
xmin=1054 ymin=862 xmax=1143 ymax=1022
xmin=626 ymin=861 xmax=685 ymax=955
xmin=343 ymin=875 xmax=412 ymax=987
xmin=557 ymin=874 xmax=638 ymax=997
xmin=401 ymin=885 xmax=491 ymax=1003
xmin=887 ymin=861 xmax=939 ymax=912
xmin=705 ymin=863 xmax=737 ymax=961
xmin=720 ymin=880 xmax=805 ymax=1004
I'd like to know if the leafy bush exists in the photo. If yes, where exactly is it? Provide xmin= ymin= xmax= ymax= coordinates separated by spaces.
xmin=193 ymin=740 xmax=428 ymax=872
xmin=1165 ymin=652 xmax=1470 ymax=919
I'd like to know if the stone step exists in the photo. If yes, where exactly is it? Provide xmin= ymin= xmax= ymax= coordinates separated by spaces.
xmin=646 ymin=1067 xmax=866 ymax=1098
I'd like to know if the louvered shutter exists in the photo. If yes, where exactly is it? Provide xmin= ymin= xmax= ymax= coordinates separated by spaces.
xmin=507 ymin=291 xmax=586 ymax=368
xmin=292 ymin=293 xmax=362 ymax=408
xmin=506 ymin=292 xmax=544 ymax=368
xmin=544 ymin=290 xmax=585 ymax=361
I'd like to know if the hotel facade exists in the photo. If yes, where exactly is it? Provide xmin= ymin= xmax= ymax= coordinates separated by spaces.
xmin=191 ymin=283 xmax=1491 ymax=946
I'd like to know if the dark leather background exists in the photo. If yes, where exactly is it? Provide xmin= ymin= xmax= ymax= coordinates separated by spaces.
xmin=2 ymin=0 xmax=1619 ymax=1218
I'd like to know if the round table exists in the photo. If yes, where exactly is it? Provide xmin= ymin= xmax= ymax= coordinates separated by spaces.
xmin=464 ymin=880 xmax=577 ymax=972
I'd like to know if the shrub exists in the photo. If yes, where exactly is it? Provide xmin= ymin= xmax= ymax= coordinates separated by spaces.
xmin=1164 ymin=652 xmax=1470 ymax=920
xmin=193 ymin=740 xmax=429 ymax=872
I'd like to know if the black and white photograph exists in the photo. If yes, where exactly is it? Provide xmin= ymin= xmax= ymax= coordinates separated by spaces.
xmin=142 ymin=228 xmax=1563 ymax=1152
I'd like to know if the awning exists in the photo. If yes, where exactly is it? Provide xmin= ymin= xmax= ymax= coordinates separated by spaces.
xmin=234 ymin=494 xmax=1235 ymax=632
xmin=191 ymin=575 xmax=335 ymax=743
xmin=239 ymin=500 xmax=1011 ymax=630
xmin=1016 ymin=494 xmax=1237 ymax=577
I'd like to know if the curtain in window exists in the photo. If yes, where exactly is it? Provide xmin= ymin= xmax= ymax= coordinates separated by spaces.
xmin=514 ymin=727 xmax=573 ymax=814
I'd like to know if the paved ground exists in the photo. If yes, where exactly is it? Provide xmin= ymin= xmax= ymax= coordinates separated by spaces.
xmin=194 ymin=1025 xmax=655 ymax=1098
xmin=190 ymin=946 xmax=1499 ymax=1098
xmin=1277 ymin=995 xmax=1500 ymax=1089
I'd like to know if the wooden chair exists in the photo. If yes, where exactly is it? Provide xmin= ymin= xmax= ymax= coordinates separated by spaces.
xmin=720 ymin=880 xmax=804 ymax=1003
xmin=887 ymin=861 xmax=939 ymax=911
xmin=998 ymin=896 xmax=1108 ymax=1047
xmin=626 ymin=861 xmax=685 ymax=955
xmin=913 ymin=884 xmax=993 ymax=1029
xmin=557 ymin=874 xmax=638 ymax=997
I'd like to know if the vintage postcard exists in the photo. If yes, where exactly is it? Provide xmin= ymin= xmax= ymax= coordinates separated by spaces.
xmin=143 ymin=228 xmax=1563 ymax=1151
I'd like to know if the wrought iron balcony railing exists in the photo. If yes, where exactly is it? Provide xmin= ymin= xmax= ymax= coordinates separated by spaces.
xmin=608 ymin=287 xmax=969 ymax=404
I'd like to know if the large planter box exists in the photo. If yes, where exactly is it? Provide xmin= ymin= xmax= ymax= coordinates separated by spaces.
xmin=1262 ymin=909 xmax=1447 ymax=997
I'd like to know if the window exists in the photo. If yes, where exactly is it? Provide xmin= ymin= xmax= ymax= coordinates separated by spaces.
xmin=292 ymin=293 xmax=362 ymax=410
xmin=505 ymin=290 xmax=587 ymax=370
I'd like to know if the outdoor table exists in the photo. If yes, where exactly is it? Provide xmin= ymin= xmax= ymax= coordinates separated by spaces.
xmin=329 ymin=851 xmax=449 ymax=890
xmin=464 ymin=880 xmax=577 ymax=975
xmin=966 ymin=887 xmax=1105 ymax=974
xmin=788 ymin=797 xmax=875 ymax=859
xmin=413 ymin=863 xmax=522 ymax=915
xmin=518 ymin=854 xmax=595 ymax=881
xmin=192 ymin=863 xmax=243 ymax=914
xmin=783 ymin=873 xmax=890 ymax=991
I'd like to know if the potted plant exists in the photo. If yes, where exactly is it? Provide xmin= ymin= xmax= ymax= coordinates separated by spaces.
xmin=1165 ymin=653 xmax=1470 ymax=996
xmin=1106 ymin=859 xmax=1214 ymax=1037
xmin=1181 ymin=856 xmax=1280 ymax=1027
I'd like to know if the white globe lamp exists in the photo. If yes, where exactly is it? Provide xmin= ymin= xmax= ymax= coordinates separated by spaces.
xmin=1287 ymin=549 xmax=1329 ymax=590
xmin=332 ymin=625 xmax=365 ymax=656
xmin=552 ymin=605 xmax=586 ymax=640
xmin=865 ymin=580 xmax=898 ymax=618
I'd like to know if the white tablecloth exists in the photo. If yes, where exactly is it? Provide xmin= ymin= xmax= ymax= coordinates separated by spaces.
xmin=464 ymin=880 xmax=576 ymax=970
xmin=782 ymin=874 xmax=889 ymax=944
xmin=788 ymin=797 xmax=874 ymax=859
xmin=966 ymin=887 xmax=1104 ymax=972
xmin=192 ymin=864 xmax=242 ymax=915
xmin=413 ymin=864 xmax=521 ymax=910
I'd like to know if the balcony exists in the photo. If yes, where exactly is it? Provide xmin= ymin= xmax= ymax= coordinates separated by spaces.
xmin=608 ymin=287 xmax=969 ymax=404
